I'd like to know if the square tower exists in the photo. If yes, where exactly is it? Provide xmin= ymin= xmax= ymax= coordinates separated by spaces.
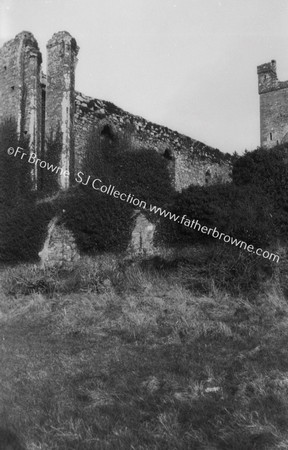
xmin=257 ymin=60 xmax=288 ymax=148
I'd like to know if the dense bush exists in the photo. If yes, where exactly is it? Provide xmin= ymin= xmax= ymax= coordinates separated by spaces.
xmin=233 ymin=145 xmax=288 ymax=237
xmin=232 ymin=145 xmax=288 ymax=189
xmin=81 ymin=127 xmax=175 ymax=207
xmin=62 ymin=187 xmax=134 ymax=253
xmin=113 ymin=148 xmax=174 ymax=208
xmin=62 ymin=127 xmax=175 ymax=253
xmin=0 ymin=119 xmax=48 ymax=262
xmin=157 ymin=182 xmax=274 ymax=248
xmin=0 ymin=199 xmax=57 ymax=263
xmin=0 ymin=119 xmax=32 ymax=205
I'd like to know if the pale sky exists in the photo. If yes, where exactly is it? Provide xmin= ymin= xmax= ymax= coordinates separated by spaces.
xmin=1 ymin=0 xmax=288 ymax=154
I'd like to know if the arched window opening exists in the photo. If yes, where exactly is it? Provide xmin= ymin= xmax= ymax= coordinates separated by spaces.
xmin=163 ymin=148 xmax=173 ymax=160
xmin=205 ymin=169 xmax=212 ymax=185
xmin=270 ymin=132 xmax=273 ymax=141
xmin=100 ymin=124 xmax=114 ymax=140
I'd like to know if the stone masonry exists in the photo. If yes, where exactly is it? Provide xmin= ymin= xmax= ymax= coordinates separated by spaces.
xmin=38 ymin=215 xmax=80 ymax=268
xmin=257 ymin=60 xmax=288 ymax=149
xmin=45 ymin=32 xmax=79 ymax=189
xmin=0 ymin=31 xmax=42 ymax=188
xmin=128 ymin=213 xmax=156 ymax=255
xmin=0 ymin=31 xmax=232 ymax=194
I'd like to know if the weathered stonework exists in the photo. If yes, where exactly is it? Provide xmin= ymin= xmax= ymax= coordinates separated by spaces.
xmin=257 ymin=60 xmax=288 ymax=148
xmin=46 ymin=32 xmax=79 ymax=189
xmin=0 ymin=30 xmax=233 ymax=195
xmin=0 ymin=31 xmax=42 ymax=187
xmin=73 ymin=91 xmax=232 ymax=191
xmin=128 ymin=213 xmax=156 ymax=255
xmin=38 ymin=216 xmax=80 ymax=268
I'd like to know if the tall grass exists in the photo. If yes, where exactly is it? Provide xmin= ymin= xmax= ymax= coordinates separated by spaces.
xmin=0 ymin=248 xmax=287 ymax=449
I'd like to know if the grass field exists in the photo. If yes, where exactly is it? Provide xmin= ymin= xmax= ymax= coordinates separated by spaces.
xmin=0 ymin=246 xmax=288 ymax=449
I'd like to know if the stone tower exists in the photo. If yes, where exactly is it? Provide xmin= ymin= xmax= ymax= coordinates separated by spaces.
xmin=257 ymin=60 xmax=288 ymax=148
xmin=46 ymin=31 xmax=79 ymax=189
xmin=0 ymin=31 xmax=42 ymax=188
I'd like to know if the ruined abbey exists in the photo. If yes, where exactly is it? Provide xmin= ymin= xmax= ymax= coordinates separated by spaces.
xmin=0 ymin=31 xmax=232 ymax=193
xmin=257 ymin=60 xmax=288 ymax=148
xmin=2 ymin=32 xmax=288 ymax=264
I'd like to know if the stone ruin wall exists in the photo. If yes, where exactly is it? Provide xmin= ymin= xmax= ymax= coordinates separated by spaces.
xmin=5 ymin=33 xmax=288 ymax=264
xmin=0 ymin=31 xmax=233 ymax=194
xmin=174 ymin=148 xmax=231 ymax=191
xmin=0 ymin=31 xmax=234 ymax=265
xmin=74 ymin=92 xmax=232 ymax=192
xmin=38 ymin=215 xmax=80 ymax=268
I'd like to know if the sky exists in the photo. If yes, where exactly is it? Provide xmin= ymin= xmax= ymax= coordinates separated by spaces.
xmin=0 ymin=0 xmax=288 ymax=154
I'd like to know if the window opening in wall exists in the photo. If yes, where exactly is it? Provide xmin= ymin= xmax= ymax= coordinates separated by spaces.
xmin=163 ymin=148 xmax=173 ymax=160
xmin=4 ymin=66 xmax=7 ymax=70
xmin=100 ymin=124 xmax=113 ymax=140
xmin=270 ymin=132 xmax=273 ymax=141
xmin=205 ymin=169 xmax=212 ymax=185
xmin=11 ymin=86 xmax=15 ymax=91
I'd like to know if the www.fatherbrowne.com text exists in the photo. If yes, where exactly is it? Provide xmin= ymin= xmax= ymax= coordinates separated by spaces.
xmin=7 ymin=147 xmax=280 ymax=263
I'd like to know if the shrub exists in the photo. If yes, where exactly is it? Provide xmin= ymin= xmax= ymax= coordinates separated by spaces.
xmin=0 ymin=200 xmax=57 ymax=263
xmin=233 ymin=144 xmax=288 ymax=238
xmin=62 ymin=187 xmax=134 ymax=253
xmin=0 ymin=118 xmax=32 ymax=206
xmin=81 ymin=126 xmax=175 ymax=207
xmin=157 ymin=183 xmax=274 ymax=249
xmin=0 ymin=119 xmax=45 ymax=262
xmin=63 ymin=126 xmax=175 ymax=253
